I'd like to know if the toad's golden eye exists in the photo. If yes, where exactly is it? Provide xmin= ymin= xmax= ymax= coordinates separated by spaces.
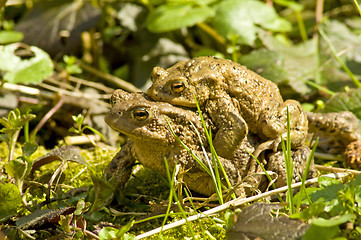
xmin=171 ymin=81 xmax=185 ymax=93
xmin=132 ymin=107 xmax=149 ymax=121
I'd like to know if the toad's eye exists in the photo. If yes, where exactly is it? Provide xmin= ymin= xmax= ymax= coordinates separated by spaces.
xmin=171 ymin=81 xmax=185 ymax=93
xmin=132 ymin=107 xmax=149 ymax=121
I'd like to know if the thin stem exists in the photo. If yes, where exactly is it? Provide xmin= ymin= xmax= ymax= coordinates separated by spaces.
xmin=353 ymin=0 xmax=361 ymax=15
xmin=304 ymin=79 xmax=335 ymax=95
xmin=319 ymin=28 xmax=361 ymax=89
xmin=8 ymin=129 xmax=20 ymax=162
xmin=196 ymin=22 xmax=226 ymax=46
xmin=295 ymin=10 xmax=308 ymax=42
xmin=78 ymin=61 xmax=141 ymax=93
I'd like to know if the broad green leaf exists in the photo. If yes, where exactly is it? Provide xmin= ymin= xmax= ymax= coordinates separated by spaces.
xmin=319 ymin=20 xmax=361 ymax=88
xmin=212 ymin=0 xmax=291 ymax=45
xmin=146 ymin=4 xmax=214 ymax=33
xmin=292 ymin=202 xmax=326 ymax=221
xmin=0 ymin=31 xmax=24 ymax=44
xmin=311 ymin=213 xmax=356 ymax=227
xmin=0 ymin=44 xmax=53 ymax=84
xmin=0 ymin=183 xmax=22 ymax=221
xmin=309 ymin=177 xmax=344 ymax=213
xmin=302 ymin=224 xmax=339 ymax=240
xmin=323 ymin=88 xmax=361 ymax=120
xmin=240 ymin=38 xmax=316 ymax=98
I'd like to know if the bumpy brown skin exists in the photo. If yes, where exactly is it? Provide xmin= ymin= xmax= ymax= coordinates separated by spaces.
xmin=147 ymin=56 xmax=308 ymax=157
xmin=104 ymin=89 xmax=245 ymax=196
xmin=307 ymin=111 xmax=361 ymax=154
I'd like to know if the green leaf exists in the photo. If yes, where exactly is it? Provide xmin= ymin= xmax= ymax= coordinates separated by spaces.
xmin=0 ymin=44 xmax=53 ymax=84
xmin=0 ymin=31 xmax=24 ymax=44
xmin=309 ymin=177 xmax=344 ymax=214
xmin=99 ymin=227 xmax=118 ymax=240
xmin=116 ymin=219 xmax=135 ymax=237
xmin=22 ymin=142 xmax=38 ymax=158
xmin=323 ymin=88 xmax=361 ymax=120
xmin=146 ymin=4 xmax=214 ymax=33
xmin=212 ymin=0 xmax=291 ymax=45
xmin=318 ymin=176 xmax=342 ymax=188
xmin=240 ymin=37 xmax=316 ymax=98
xmin=5 ymin=157 xmax=32 ymax=181
xmin=302 ymin=224 xmax=339 ymax=240
xmin=292 ymin=202 xmax=326 ymax=221
xmin=88 ymin=173 xmax=115 ymax=213
xmin=311 ymin=213 xmax=356 ymax=227
xmin=0 ymin=183 xmax=22 ymax=221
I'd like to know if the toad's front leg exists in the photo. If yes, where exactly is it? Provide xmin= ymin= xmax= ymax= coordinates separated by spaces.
xmin=103 ymin=140 xmax=136 ymax=191
xmin=206 ymin=93 xmax=248 ymax=160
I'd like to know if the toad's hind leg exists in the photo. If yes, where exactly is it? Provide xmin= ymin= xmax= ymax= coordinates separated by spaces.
xmin=206 ymin=93 xmax=248 ymax=160
xmin=256 ymin=100 xmax=308 ymax=154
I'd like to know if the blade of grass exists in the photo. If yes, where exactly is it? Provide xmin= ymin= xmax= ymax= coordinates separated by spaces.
xmin=281 ymin=107 xmax=294 ymax=214
xmin=165 ymin=117 xmax=210 ymax=175
xmin=163 ymin=157 xmax=196 ymax=239
xmin=353 ymin=0 xmax=361 ymax=15
xmin=296 ymin=137 xmax=319 ymax=213
xmin=135 ymin=173 xmax=345 ymax=239
xmin=189 ymin=121 xmax=224 ymax=204
xmin=304 ymin=79 xmax=335 ymax=95
xmin=194 ymin=96 xmax=235 ymax=200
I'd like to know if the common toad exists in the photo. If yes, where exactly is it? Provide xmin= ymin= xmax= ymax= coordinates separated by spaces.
xmin=147 ymin=56 xmax=308 ymax=158
xmin=104 ymin=89 xmax=245 ymax=196
xmin=104 ymin=89 xmax=315 ymax=196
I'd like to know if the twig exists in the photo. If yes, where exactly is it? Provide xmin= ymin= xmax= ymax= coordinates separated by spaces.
xmin=315 ymin=164 xmax=361 ymax=175
xmin=313 ymin=152 xmax=344 ymax=161
xmin=30 ymin=95 xmax=65 ymax=141
xmin=78 ymin=61 xmax=141 ymax=93
xmin=67 ymin=75 xmax=114 ymax=93
xmin=135 ymin=172 xmax=349 ymax=239
xmin=2 ymin=82 xmax=111 ymax=108
xmin=64 ymin=134 xmax=101 ymax=145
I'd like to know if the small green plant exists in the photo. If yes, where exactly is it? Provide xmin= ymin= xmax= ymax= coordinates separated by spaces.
xmin=69 ymin=113 xmax=106 ymax=144
xmin=98 ymin=220 xmax=136 ymax=240
xmin=62 ymin=55 xmax=82 ymax=75
xmin=292 ymin=174 xmax=361 ymax=239
xmin=0 ymin=108 xmax=36 ymax=162
xmin=0 ymin=108 xmax=38 ymax=214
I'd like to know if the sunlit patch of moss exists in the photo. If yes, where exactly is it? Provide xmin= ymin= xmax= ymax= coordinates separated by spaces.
xmin=134 ymin=215 xmax=226 ymax=239
xmin=125 ymin=165 xmax=170 ymax=199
